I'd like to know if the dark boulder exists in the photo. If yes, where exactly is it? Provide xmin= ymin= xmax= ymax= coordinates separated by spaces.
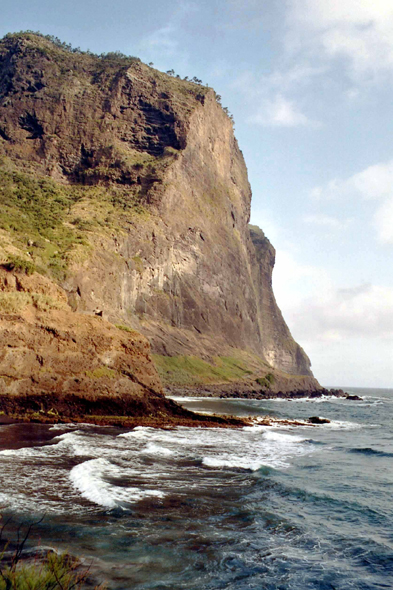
xmin=308 ymin=416 xmax=331 ymax=424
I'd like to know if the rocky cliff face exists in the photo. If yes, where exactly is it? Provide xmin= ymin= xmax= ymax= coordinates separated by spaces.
xmin=0 ymin=267 xmax=244 ymax=426
xmin=0 ymin=32 xmax=316 ymax=391
xmin=0 ymin=267 xmax=174 ymax=420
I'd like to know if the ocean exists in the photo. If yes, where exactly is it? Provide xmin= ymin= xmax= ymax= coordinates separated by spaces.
xmin=0 ymin=387 xmax=392 ymax=589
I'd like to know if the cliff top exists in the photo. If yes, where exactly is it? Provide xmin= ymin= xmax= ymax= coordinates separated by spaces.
xmin=0 ymin=31 xmax=219 ymax=280
xmin=0 ymin=31 xmax=226 ymax=205
xmin=0 ymin=31 xmax=211 ymax=118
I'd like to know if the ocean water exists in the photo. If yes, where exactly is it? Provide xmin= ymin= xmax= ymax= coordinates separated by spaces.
xmin=0 ymin=387 xmax=392 ymax=589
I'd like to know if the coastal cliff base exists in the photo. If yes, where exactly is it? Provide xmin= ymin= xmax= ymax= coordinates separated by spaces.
xmin=0 ymin=268 xmax=243 ymax=427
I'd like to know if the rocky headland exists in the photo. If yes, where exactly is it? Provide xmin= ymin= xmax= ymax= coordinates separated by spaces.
xmin=0 ymin=32 xmax=335 ymax=425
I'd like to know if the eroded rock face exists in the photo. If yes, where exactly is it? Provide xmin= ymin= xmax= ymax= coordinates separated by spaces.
xmin=0 ymin=33 xmax=314 ymax=382
xmin=0 ymin=268 xmax=181 ymax=419
xmin=0 ymin=34 xmax=205 ymax=189
xmin=0 ymin=308 xmax=161 ymax=398
xmin=63 ymin=93 xmax=313 ymax=376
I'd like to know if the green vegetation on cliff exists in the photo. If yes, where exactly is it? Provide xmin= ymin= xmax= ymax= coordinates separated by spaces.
xmin=0 ymin=30 xmax=316 ymax=385
xmin=152 ymin=354 xmax=254 ymax=387
xmin=0 ymin=160 xmax=147 ymax=279
xmin=0 ymin=31 xmax=212 ymax=281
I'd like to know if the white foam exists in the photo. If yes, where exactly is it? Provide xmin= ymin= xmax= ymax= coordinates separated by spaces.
xmin=49 ymin=423 xmax=78 ymax=430
xmin=253 ymin=418 xmax=364 ymax=432
xmin=166 ymin=396 xmax=203 ymax=402
xmin=0 ymin=417 xmax=322 ymax=515
xmin=69 ymin=458 xmax=164 ymax=508
xmin=200 ymin=427 xmax=315 ymax=471
xmin=0 ymin=430 xmax=113 ymax=460
xmin=318 ymin=420 xmax=362 ymax=431
xmin=262 ymin=395 xmax=348 ymax=404
xmin=118 ymin=426 xmax=153 ymax=439
xmin=118 ymin=424 xmax=315 ymax=472
xmin=202 ymin=456 xmax=268 ymax=471
xmin=263 ymin=429 xmax=307 ymax=443
xmin=143 ymin=443 xmax=174 ymax=456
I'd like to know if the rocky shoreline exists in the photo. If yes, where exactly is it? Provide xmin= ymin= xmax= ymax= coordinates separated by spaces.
xmin=0 ymin=390 xmax=247 ymax=429
xmin=165 ymin=384 xmax=357 ymax=401
xmin=0 ymin=408 xmax=345 ymax=431
xmin=0 ymin=385 xmax=363 ymax=430
xmin=219 ymin=387 xmax=356 ymax=400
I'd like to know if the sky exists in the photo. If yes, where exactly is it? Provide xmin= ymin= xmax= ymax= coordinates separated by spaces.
xmin=1 ymin=0 xmax=393 ymax=388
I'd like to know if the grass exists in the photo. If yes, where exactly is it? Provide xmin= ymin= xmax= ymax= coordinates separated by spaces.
xmin=0 ymin=551 xmax=95 ymax=590
xmin=0 ymin=515 xmax=106 ymax=590
xmin=115 ymin=324 xmax=138 ymax=334
xmin=256 ymin=372 xmax=275 ymax=389
xmin=0 ymin=292 xmax=68 ymax=313
xmin=0 ymin=163 xmax=147 ymax=280
xmin=152 ymin=354 xmax=254 ymax=387
xmin=85 ymin=367 xmax=118 ymax=379
xmin=0 ymin=166 xmax=87 ymax=279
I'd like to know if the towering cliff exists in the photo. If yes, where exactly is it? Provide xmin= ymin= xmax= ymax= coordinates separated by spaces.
xmin=0 ymin=32 xmax=318 ymax=397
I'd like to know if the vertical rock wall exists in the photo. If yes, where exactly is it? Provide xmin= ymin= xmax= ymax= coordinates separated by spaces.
xmin=65 ymin=93 xmax=312 ymax=376
xmin=0 ymin=33 xmax=313 ymax=377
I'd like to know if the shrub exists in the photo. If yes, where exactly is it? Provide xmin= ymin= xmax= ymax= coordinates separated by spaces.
xmin=256 ymin=372 xmax=275 ymax=389
xmin=0 ymin=292 xmax=31 ymax=313
xmin=115 ymin=324 xmax=137 ymax=334
xmin=132 ymin=256 xmax=144 ymax=274
xmin=4 ymin=256 xmax=36 ymax=275
xmin=5 ymin=30 xmax=140 ymax=66
xmin=0 ymin=551 xmax=91 ymax=590
xmin=0 ymin=515 xmax=106 ymax=589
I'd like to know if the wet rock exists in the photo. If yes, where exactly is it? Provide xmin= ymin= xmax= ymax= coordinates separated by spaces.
xmin=308 ymin=416 xmax=331 ymax=424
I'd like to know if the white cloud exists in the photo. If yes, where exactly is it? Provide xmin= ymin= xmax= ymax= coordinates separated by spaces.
xmin=311 ymin=159 xmax=393 ymax=244
xmin=289 ymin=0 xmax=393 ymax=33
xmin=304 ymin=336 xmax=393 ymax=387
xmin=303 ymin=214 xmax=351 ymax=230
xmin=139 ymin=1 xmax=198 ymax=59
xmin=263 ymin=64 xmax=327 ymax=91
xmin=233 ymin=1 xmax=393 ymax=131
xmin=248 ymin=94 xmax=311 ymax=127
xmin=233 ymin=64 xmax=323 ymax=128
xmin=142 ymin=24 xmax=179 ymax=56
xmin=350 ymin=161 xmax=393 ymax=199
xmin=273 ymin=250 xmax=331 ymax=310
xmin=374 ymin=196 xmax=393 ymax=243
xmin=287 ymin=0 xmax=393 ymax=79
xmin=290 ymin=283 xmax=393 ymax=341
xmin=272 ymin=248 xmax=393 ymax=385
xmin=273 ymin=249 xmax=393 ymax=341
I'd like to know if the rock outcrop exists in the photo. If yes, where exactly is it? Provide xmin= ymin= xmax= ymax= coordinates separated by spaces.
xmin=0 ymin=32 xmax=319 ymax=400
xmin=0 ymin=268 xmax=245 ymax=425
xmin=0 ymin=268 xmax=173 ymax=420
